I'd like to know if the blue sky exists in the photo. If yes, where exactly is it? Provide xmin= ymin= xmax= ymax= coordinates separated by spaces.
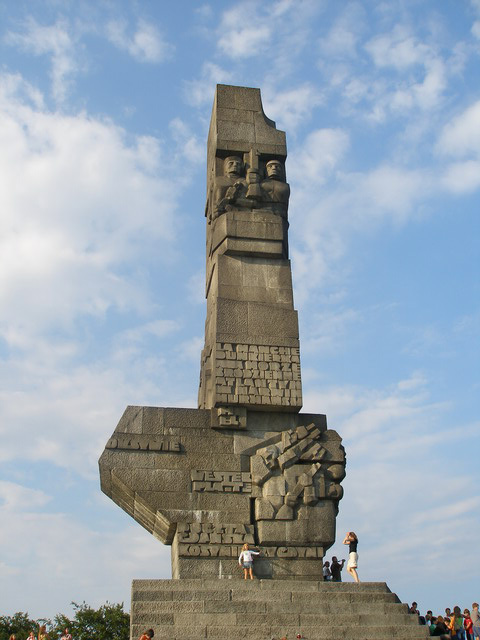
xmin=0 ymin=0 xmax=479 ymax=622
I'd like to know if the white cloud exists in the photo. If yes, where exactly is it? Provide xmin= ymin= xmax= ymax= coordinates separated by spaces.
xmin=217 ymin=4 xmax=272 ymax=59
xmin=288 ymin=128 xmax=350 ymax=186
xmin=360 ymin=165 xmax=428 ymax=219
xmin=0 ymin=72 xmax=198 ymax=473
xmin=302 ymin=307 xmax=360 ymax=356
xmin=436 ymin=100 xmax=480 ymax=193
xmin=289 ymin=159 xmax=429 ymax=303
xmin=319 ymin=3 xmax=364 ymax=59
xmin=183 ymin=62 xmax=232 ymax=107
xmin=186 ymin=269 xmax=206 ymax=304
xmin=215 ymin=0 xmax=318 ymax=71
xmin=106 ymin=18 xmax=172 ymax=63
xmin=304 ymin=373 xmax=477 ymax=595
xmin=177 ymin=336 xmax=204 ymax=362
xmin=169 ymin=118 xmax=204 ymax=164
xmin=436 ymin=100 xmax=480 ymax=158
xmin=219 ymin=24 xmax=271 ymax=59
xmin=5 ymin=18 xmax=79 ymax=103
xmin=390 ymin=58 xmax=447 ymax=112
xmin=263 ymin=84 xmax=324 ymax=132
xmin=366 ymin=26 xmax=430 ymax=70
xmin=353 ymin=24 xmax=450 ymax=118
xmin=441 ymin=160 xmax=480 ymax=194
xmin=0 ymin=498 xmax=171 ymax=618
xmin=116 ymin=319 xmax=180 ymax=344
xmin=0 ymin=71 xmax=179 ymax=340
xmin=320 ymin=23 xmax=358 ymax=58
xmin=0 ymin=481 xmax=51 ymax=510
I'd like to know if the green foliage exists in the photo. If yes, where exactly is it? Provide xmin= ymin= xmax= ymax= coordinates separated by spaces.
xmin=59 ymin=603 xmax=129 ymax=640
xmin=0 ymin=612 xmax=45 ymax=640
xmin=50 ymin=614 xmax=72 ymax=640
xmin=1 ymin=603 xmax=129 ymax=640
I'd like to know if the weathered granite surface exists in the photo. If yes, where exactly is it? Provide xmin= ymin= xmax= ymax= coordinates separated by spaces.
xmin=99 ymin=85 xmax=346 ymax=580
xmin=130 ymin=580 xmax=430 ymax=640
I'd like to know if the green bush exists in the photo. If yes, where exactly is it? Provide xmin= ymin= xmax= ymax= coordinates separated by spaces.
xmin=1 ymin=603 xmax=129 ymax=640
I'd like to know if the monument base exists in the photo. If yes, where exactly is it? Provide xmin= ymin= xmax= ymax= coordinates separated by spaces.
xmin=130 ymin=578 xmax=429 ymax=640
xmin=99 ymin=406 xmax=346 ymax=580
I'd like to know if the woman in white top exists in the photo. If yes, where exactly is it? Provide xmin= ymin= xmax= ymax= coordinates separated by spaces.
xmin=238 ymin=543 xmax=260 ymax=580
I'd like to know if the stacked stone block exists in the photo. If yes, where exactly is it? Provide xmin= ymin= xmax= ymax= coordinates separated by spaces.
xmin=98 ymin=85 xmax=424 ymax=640
xmin=131 ymin=580 xmax=429 ymax=640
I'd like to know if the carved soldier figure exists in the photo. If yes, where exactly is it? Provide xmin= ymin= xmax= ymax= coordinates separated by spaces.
xmin=212 ymin=155 xmax=251 ymax=219
xmin=260 ymin=159 xmax=290 ymax=218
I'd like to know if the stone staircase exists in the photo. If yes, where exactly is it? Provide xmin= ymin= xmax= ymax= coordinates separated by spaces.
xmin=131 ymin=579 xmax=429 ymax=640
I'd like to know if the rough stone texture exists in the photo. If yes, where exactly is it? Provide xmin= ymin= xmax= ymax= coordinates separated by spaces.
xmin=99 ymin=404 xmax=345 ymax=568
xmin=130 ymin=580 xmax=430 ymax=640
xmin=95 ymin=86 xmax=431 ymax=640
xmin=99 ymin=86 xmax=348 ymax=583
xmin=199 ymin=85 xmax=299 ymax=412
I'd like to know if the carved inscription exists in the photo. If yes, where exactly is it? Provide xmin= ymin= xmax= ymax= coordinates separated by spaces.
xmin=177 ymin=522 xmax=254 ymax=544
xmin=178 ymin=544 xmax=323 ymax=558
xmin=215 ymin=343 xmax=302 ymax=407
xmin=191 ymin=470 xmax=252 ymax=493
xmin=106 ymin=435 xmax=182 ymax=452
xmin=213 ymin=405 xmax=247 ymax=429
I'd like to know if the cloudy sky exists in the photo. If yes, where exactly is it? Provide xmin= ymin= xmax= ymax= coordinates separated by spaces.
xmin=1 ymin=0 xmax=479 ymax=622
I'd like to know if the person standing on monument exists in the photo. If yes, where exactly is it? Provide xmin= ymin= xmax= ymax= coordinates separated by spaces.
xmin=322 ymin=560 xmax=332 ymax=580
xmin=343 ymin=531 xmax=360 ymax=583
xmin=330 ymin=556 xmax=345 ymax=582
xmin=238 ymin=543 xmax=260 ymax=580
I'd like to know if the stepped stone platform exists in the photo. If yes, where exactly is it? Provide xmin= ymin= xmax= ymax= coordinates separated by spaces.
xmin=131 ymin=579 xmax=429 ymax=640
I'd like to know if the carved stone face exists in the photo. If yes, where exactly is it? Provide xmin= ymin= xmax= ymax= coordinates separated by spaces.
xmin=264 ymin=445 xmax=279 ymax=469
xmin=266 ymin=160 xmax=283 ymax=180
xmin=224 ymin=156 xmax=243 ymax=177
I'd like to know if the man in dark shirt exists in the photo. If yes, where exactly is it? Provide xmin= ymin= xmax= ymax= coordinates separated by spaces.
xmin=409 ymin=602 xmax=420 ymax=615
xmin=330 ymin=556 xmax=345 ymax=582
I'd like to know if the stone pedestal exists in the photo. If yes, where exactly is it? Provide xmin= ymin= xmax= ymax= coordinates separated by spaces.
xmin=130 ymin=579 xmax=429 ymax=640
xmin=99 ymin=406 xmax=345 ymax=580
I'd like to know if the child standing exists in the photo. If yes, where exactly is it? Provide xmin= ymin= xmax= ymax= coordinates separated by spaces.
xmin=238 ymin=543 xmax=260 ymax=580
xmin=464 ymin=609 xmax=473 ymax=640
xmin=322 ymin=560 xmax=332 ymax=581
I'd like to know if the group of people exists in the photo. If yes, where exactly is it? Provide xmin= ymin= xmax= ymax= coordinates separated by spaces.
xmin=237 ymin=531 xmax=361 ymax=583
xmin=322 ymin=531 xmax=360 ymax=583
xmin=409 ymin=602 xmax=480 ymax=639
xmin=9 ymin=628 xmax=72 ymax=640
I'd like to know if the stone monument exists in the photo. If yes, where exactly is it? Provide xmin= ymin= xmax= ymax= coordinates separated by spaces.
xmin=99 ymin=85 xmax=428 ymax=640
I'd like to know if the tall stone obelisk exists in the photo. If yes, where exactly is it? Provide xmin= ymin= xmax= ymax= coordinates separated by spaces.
xmin=99 ymin=85 xmax=346 ymax=581
xmin=198 ymin=85 xmax=301 ymax=414
xmin=99 ymin=85 xmax=430 ymax=640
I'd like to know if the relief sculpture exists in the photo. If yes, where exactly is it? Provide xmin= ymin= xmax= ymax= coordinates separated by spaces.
xmin=251 ymin=423 xmax=345 ymax=522
xmin=100 ymin=85 xmax=346 ymax=582
xmin=210 ymin=153 xmax=290 ymax=221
